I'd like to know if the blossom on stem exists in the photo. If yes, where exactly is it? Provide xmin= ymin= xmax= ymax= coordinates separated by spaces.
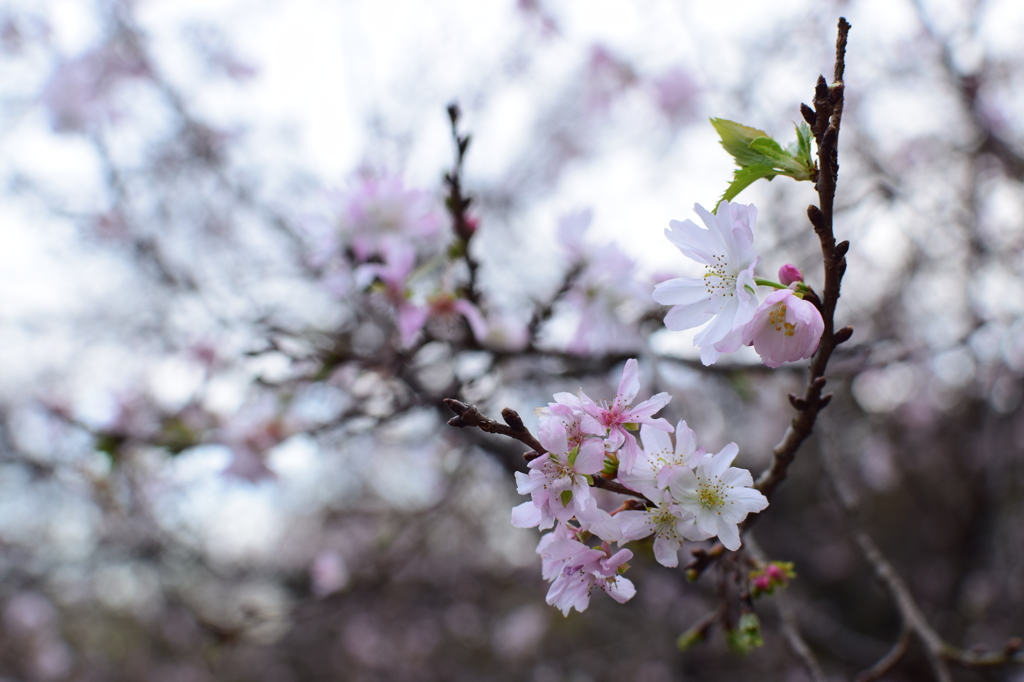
xmin=511 ymin=421 xmax=619 ymax=541
xmin=615 ymin=490 xmax=710 ymax=567
xmin=577 ymin=359 xmax=672 ymax=474
xmin=668 ymin=443 xmax=768 ymax=551
xmin=742 ymin=289 xmax=824 ymax=368
xmin=652 ymin=201 xmax=761 ymax=365
xmin=538 ymin=535 xmax=635 ymax=615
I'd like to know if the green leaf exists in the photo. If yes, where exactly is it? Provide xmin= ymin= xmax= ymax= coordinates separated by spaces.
xmin=711 ymin=118 xmax=817 ymax=207
xmin=710 ymin=118 xmax=773 ymax=167
xmin=715 ymin=164 xmax=777 ymax=211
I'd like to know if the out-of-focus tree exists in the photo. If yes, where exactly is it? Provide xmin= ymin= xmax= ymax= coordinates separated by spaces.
xmin=1 ymin=1 xmax=1024 ymax=681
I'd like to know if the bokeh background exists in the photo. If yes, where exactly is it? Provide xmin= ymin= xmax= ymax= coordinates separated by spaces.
xmin=2 ymin=0 xmax=1024 ymax=680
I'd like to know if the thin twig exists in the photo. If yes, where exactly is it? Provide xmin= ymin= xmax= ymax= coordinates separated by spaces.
xmin=746 ymin=536 xmax=827 ymax=682
xmin=855 ymin=625 xmax=911 ymax=682
xmin=820 ymin=426 xmax=1024 ymax=678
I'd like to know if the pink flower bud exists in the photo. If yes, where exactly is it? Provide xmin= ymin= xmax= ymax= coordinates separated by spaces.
xmin=778 ymin=264 xmax=803 ymax=285
xmin=753 ymin=575 xmax=771 ymax=591
xmin=742 ymin=289 xmax=824 ymax=368
xmin=765 ymin=564 xmax=786 ymax=582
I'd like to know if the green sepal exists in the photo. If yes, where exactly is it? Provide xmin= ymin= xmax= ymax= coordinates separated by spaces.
xmin=559 ymin=490 xmax=573 ymax=507
xmin=601 ymin=457 xmax=618 ymax=477
xmin=623 ymin=422 xmax=639 ymax=432
xmin=567 ymin=445 xmax=580 ymax=467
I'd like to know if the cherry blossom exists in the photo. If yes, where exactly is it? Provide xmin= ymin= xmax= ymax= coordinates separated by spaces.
xmin=538 ymin=533 xmax=636 ymax=616
xmin=617 ymin=420 xmax=706 ymax=499
xmin=652 ymin=201 xmax=761 ymax=365
xmin=742 ymin=289 xmax=824 ymax=368
xmin=668 ymin=443 xmax=768 ymax=551
xmin=576 ymin=359 xmax=672 ymax=474
xmin=511 ymin=421 xmax=619 ymax=541
xmin=615 ymin=490 xmax=710 ymax=567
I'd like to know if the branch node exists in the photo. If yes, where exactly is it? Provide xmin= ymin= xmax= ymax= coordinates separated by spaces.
xmin=824 ymin=125 xmax=839 ymax=147
xmin=834 ymin=326 xmax=854 ymax=344
xmin=815 ymin=75 xmax=829 ymax=100
xmin=807 ymin=204 xmax=825 ymax=231
xmin=819 ymin=393 xmax=833 ymax=409
xmin=443 ymin=398 xmax=469 ymax=416
xmin=523 ymin=450 xmax=542 ymax=462
xmin=501 ymin=407 xmax=526 ymax=432
xmin=789 ymin=393 xmax=808 ymax=411
xmin=447 ymin=416 xmax=467 ymax=428
xmin=834 ymin=240 xmax=850 ymax=260
xmin=800 ymin=103 xmax=816 ymax=126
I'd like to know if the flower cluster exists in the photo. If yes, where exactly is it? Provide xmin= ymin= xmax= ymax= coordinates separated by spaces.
xmin=513 ymin=359 xmax=768 ymax=614
xmin=653 ymin=201 xmax=824 ymax=367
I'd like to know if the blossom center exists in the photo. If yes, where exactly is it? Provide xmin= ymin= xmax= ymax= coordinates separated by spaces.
xmin=703 ymin=254 xmax=736 ymax=298
xmin=697 ymin=479 xmax=725 ymax=509
xmin=767 ymin=305 xmax=796 ymax=337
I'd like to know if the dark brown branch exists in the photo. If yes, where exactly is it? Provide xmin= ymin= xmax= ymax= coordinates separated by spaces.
xmin=754 ymin=17 xmax=851 ymax=502
xmin=443 ymin=399 xmax=544 ymax=453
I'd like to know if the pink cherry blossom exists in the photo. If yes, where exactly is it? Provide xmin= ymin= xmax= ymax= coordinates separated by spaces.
xmin=742 ymin=289 xmax=824 ymax=368
xmin=511 ymin=421 xmax=619 ymax=541
xmin=539 ymin=537 xmax=635 ymax=615
xmin=577 ymin=359 xmax=672 ymax=474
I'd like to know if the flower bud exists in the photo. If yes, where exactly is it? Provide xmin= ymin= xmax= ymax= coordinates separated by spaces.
xmin=778 ymin=264 xmax=804 ymax=285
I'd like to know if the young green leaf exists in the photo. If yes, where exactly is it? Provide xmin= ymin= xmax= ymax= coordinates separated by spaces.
xmin=710 ymin=118 xmax=818 ymax=209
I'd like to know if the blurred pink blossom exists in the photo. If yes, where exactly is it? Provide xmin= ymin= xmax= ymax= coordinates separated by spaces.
xmin=41 ymin=43 xmax=149 ymax=133
xmin=332 ymin=176 xmax=442 ymax=262
xmin=651 ymin=67 xmax=700 ymax=126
